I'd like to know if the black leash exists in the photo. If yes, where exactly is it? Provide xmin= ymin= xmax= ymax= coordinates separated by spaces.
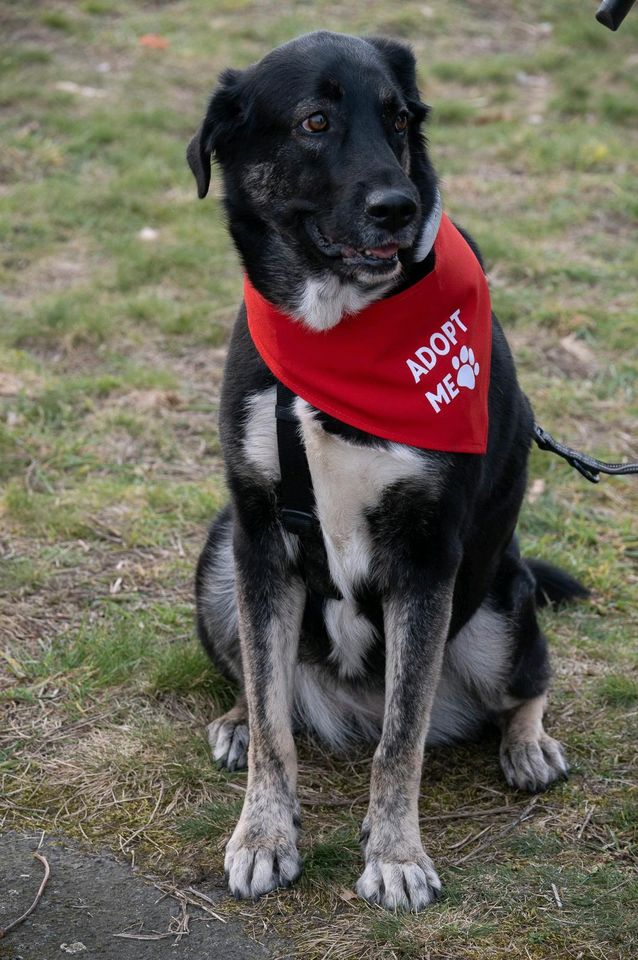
xmin=533 ymin=424 xmax=638 ymax=483
xmin=274 ymin=382 xmax=635 ymax=601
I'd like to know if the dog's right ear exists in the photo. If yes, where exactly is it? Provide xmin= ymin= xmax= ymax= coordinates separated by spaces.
xmin=186 ymin=68 xmax=246 ymax=199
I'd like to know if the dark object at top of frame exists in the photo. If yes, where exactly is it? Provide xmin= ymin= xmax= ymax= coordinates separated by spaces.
xmin=596 ymin=0 xmax=636 ymax=30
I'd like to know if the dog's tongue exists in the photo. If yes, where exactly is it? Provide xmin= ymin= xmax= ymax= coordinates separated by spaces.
xmin=340 ymin=243 xmax=400 ymax=260
xmin=365 ymin=244 xmax=400 ymax=259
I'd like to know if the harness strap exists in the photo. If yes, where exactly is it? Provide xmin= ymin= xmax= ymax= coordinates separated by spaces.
xmin=533 ymin=424 xmax=638 ymax=483
xmin=275 ymin=382 xmax=342 ymax=599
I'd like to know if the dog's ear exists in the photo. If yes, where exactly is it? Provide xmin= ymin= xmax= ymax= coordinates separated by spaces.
xmin=365 ymin=37 xmax=429 ymax=122
xmin=187 ymin=67 xmax=246 ymax=199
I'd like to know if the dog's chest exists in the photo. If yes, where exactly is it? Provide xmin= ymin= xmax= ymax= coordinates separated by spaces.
xmin=242 ymin=388 xmax=434 ymax=600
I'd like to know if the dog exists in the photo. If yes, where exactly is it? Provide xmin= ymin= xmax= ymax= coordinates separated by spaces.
xmin=187 ymin=31 xmax=585 ymax=911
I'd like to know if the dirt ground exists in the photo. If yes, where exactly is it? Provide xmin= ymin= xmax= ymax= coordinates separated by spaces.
xmin=0 ymin=832 xmax=288 ymax=960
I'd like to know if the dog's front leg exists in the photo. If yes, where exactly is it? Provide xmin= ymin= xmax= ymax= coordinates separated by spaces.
xmin=357 ymin=578 xmax=456 ymax=911
xmin=224 ymin=521 xmax=305 ymax=899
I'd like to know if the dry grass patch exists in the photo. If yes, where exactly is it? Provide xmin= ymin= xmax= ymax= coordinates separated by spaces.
xmin=1 ymin=0 xmax=637 ymax=957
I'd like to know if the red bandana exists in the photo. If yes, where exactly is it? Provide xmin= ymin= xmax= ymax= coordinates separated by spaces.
xmin=245 ymin=213 xmax=492 ymax=453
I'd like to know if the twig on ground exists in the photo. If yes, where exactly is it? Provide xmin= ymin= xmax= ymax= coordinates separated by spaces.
xmin=577 ymin=804 xmax=595 ymax=839
xmin=448 ymin=825 xmax=492 ymax=852
xmin=154 ymin=881 xmax=227 ymax=924
xmin=0 ymin=852 xmax=50 ymax=939
xmin=420 ymin=803 xmax=532 ymax=823
xmin=114 ymin=893 xmax=191 ymax=943
xmin=86 ymin=514 xmax=123 ymax=542
xmin=113 ymin=929 xmax=176 ymax=940
xmin=183 ymin=887 xmax=227 ymax=923
xmin=449 ymin=797 xmax=539 ymax=866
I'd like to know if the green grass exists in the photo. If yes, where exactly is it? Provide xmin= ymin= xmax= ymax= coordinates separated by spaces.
xmin=1 ymin=1 xmax=637 ymax=958
xmin=597 ymin=675 xmax=638 ymax=707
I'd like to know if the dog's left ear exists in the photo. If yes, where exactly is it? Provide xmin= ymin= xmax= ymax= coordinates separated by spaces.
xmin=366 ymin=37 xmax=429 ymax=122
xmin=187 ymin=67 xmax=246 ymax=199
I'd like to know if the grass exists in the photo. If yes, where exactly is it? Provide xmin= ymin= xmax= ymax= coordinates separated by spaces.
xmin=1 ymin=1 xmax=637 ymax=958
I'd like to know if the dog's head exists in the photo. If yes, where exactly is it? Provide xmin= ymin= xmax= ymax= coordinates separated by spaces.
xmin=188 ymin=32 xmax=439 ymax=328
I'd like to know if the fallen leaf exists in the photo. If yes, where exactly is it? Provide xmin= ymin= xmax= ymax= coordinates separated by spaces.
xmin=139 ymin=34 xmax=170 ymax=50
xmin=338 ymin=886 xmax=358 ymax=903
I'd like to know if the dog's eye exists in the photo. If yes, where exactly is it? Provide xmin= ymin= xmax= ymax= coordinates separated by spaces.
xmin=302 ymin=112 xmax=329 ymax=133
xmin=394 ymin=112 xmax=409 ymax=134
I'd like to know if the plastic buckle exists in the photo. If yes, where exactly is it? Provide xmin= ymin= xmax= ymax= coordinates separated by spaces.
xmin=280 ymin=508 xmax=317 ymax=535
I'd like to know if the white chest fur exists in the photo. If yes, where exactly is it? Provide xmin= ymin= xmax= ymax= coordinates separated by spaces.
xmin=242 ymin=387 xmax=444 ymax=676
xmin=242 ymin=387 xmax=441 ymax=597
xmin=294 ymin=399 xmax=431 ymax=600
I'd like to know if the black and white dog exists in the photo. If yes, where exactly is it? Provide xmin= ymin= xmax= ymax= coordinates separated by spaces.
xmin=188 ymin=31 xmax=583 ymax=911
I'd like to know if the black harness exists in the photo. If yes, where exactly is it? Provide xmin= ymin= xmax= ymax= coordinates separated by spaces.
xmin=275 ymin=380 xmax=638 ymax=597
xmin=276 ymin=382 xmax=342 ymax=599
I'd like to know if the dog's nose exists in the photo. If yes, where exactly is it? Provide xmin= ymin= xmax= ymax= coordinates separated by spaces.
xmin=365 ymin=189 xmax=417 ymax=231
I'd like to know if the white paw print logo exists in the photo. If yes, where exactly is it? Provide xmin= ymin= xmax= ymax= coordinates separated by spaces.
xmin=452 ymin=345 xmax=480 ymax=390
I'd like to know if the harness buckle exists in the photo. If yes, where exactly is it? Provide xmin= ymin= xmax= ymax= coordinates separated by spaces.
xmin=280 ymin=507 xmax=317 ymax=535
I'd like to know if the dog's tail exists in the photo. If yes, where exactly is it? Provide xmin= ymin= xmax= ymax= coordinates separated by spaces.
xmin=526 ymin=558 xmax=590 ymax=608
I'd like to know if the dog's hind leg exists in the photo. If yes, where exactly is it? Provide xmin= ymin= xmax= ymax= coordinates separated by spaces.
xmin=196 ymin=507 xmax=252 ymax=771
xmin=499 ymin=693 xmax=568 ymax=793
xmin=196 ymin=505 xmax=243 ymax=683
xmin=208 ymin=693 xmax=249 ymax=772
xmin=495 ymin=552 xmax=569 ymax=792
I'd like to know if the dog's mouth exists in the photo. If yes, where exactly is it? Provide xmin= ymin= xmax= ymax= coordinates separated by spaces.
xmin=305 ymin=220 xmax=402 ymax=272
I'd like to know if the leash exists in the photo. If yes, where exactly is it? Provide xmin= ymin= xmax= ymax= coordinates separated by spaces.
xmin=275 ymin=383 xmax=636 ymax=598
xmin=533 ymin=424 xmax=638 ymax=483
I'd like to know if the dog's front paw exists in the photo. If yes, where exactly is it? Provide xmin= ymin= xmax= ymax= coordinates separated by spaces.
xmin=207 ymin=716 xmax=249 ymax=771
xmin=224 ymin=820 xmax=302 ymax=899
xmin=358 ymin=816 xmax=442 ymax=911
xmin=500 ymin=733 xmax=569 ymax=793
xmin=356 ymin=853 xmax=441 ymax=911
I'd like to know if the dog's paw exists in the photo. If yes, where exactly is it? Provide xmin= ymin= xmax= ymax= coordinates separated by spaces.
xmin=207 ymin=717 xmax=249 ymax=771
xmin=224 ymin=833 xmax=302 ymax=899
xmin=356 ymin=855 xmax=441 ymax=911
xmin=500 ymin=733 xmax=569 ymax=793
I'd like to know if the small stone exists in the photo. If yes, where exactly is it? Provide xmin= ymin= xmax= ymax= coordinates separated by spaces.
xmin=60 ymin=944 xmax=87 ymax=955
xmin=138 ymin=226 xmax=159 ymax=241
xmin=527 ymin=478 xmax=546 ymax=504
xmin=55 ymin=81 xmax=106 ymax=99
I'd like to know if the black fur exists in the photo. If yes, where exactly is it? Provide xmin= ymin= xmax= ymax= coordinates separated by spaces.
xmin=188 ymin=31 xmax=584 ymax=909
xmin=528 ymin=558 xmax=590 ymax=608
